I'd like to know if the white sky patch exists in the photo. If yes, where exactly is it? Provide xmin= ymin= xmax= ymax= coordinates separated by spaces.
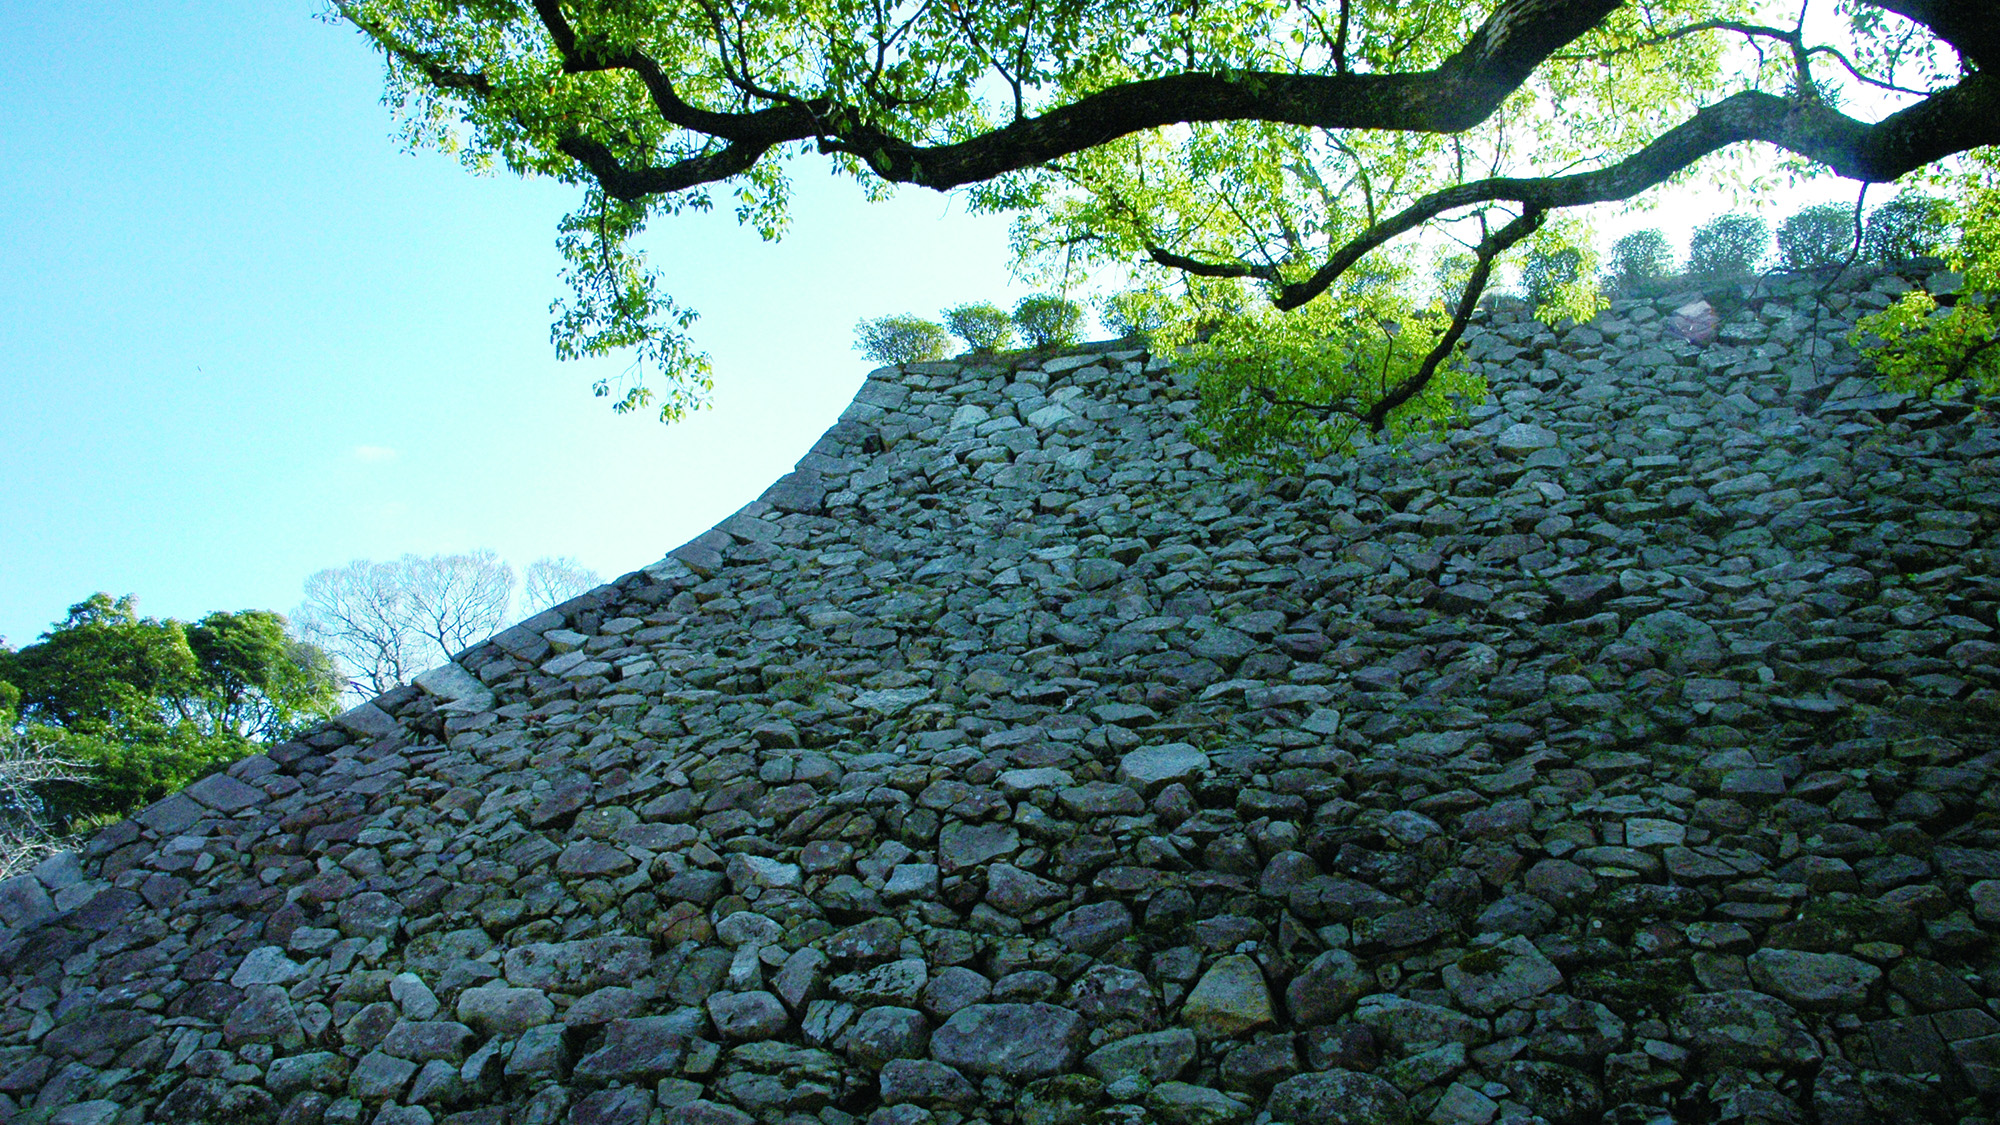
xmin=351 ymin=444 xmax=399 ymax=464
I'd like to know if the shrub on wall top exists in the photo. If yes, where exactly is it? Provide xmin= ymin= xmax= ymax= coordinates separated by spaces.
xmin=1014 ymin=295 xmax=1085 ymax=348
xmin=1606 ymin=229 xmax=1672 ymax=292
xmin=854 ymin=314 xmax=950 ymax=365
xmin=1865 ymin=193 xmax=1949 ymax=262
xmin=943 ymin=302 xmax=1017 ymax=352
xmin=1099 ymin=289 xmax=1171 ymax=339
xmin=1687 ymin=212 xmax=1770 ymax=278
xmin=1778 ymin=203 xmax=1859 ymax=270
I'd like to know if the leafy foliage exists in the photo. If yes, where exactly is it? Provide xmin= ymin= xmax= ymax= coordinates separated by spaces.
xmin=557 ymin=194 xmax=714 ymax=422
xmin=1518 ymin=221 xmax=1606 ymax=325
xmin=1687 ymin=212 xmax=1769 ymax=278
xmin=37 ymin=726 xmax=249 ymax=827
xmin=1606 ymin=230 xmax=1673 ymax=292
xmin=0 ymin=595 xmax=337 ymax=824
xmin=1523 ymin=247 xmax=1584 ymax=309
xmin=1175 ymin=296 xmax=1484 ymax=472
xmin=1431 ymin=254 xmax=1477 ymax=310
xmin=334 ymin=0 xmax=1998 ymax=451
xmin=854 ymin=314 xmax=951 ymax=366
xmin=1865 ymin=193 xmax=1950 ymax=262
xmin=1853 ymin=161 xmax=2000 ymax=401
xmin=1098 ymin=289 xmax=1173 ymax=339
xmin=942 ymin=303 xmax=1018 ymax=352
xmin=1013 ymin=296 xmax=1086 ymax=348
xmin=1778 ymin=203 xmax=1859 ymax=270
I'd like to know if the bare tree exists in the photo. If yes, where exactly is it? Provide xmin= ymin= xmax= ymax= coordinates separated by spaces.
xmin=295 ymin=551 xmax=517 ymax=697
xmin=294 ymin=560 xmax=419 ymax=697
xmin=403 ymin=549 xmax=516 ymax=658
xmin=0 ymin=728 xmax=89 ymax=879
xmin=521 ymin=556 xmax=604 ymax=617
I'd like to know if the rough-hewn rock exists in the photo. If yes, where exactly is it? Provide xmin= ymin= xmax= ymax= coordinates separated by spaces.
xmin=8 ymin=268 xmax=2000 ymax=1125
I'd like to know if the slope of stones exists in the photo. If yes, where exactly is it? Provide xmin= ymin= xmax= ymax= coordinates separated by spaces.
xmin=3 ymin=266 xmax=2000 ymax=1125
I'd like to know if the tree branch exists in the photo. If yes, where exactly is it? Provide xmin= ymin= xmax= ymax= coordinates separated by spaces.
xmin=557 ymin=135 xmax=774 ymax=199
xmin=336 ymin=2 xmax=492 ymax=92
xmin=1276 ymin=76 xmax=2000 ymax=309
xmin=486 ymin=0 xmax=1622 ymax=193
xmin=1365 ymin=208 xmax=1545 ymax=431
xmin=1145 ymin=247 xmax=1281 ymax=282
xmin=1555 ymin=18 xmax=1934 ymax=97
xmin=532 ymin=0 xmax=822 ymax=143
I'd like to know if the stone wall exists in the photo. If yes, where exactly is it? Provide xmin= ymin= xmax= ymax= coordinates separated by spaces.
xmin=3 ymin=266 xmax=1999 ymax=1125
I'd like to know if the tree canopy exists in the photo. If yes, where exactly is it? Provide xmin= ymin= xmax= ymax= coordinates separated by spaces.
xmin=0 ymin=595 xmax=339 ymax=823
xmin=334 ymin=0 xmax=1999 ymax=445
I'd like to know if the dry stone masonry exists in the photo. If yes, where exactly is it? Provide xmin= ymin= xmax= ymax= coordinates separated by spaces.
xmin=4 ymin=265 xmax=2000 ymax=1125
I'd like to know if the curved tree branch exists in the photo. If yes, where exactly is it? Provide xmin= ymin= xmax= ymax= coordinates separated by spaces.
xmin=336 ymin=2 xmax=492 ymax=92
xmin=1366 ymin=208 xmax=1545 ymax=431
xmin=557 ymin=135 xmax=774 ymax=198
xmin=510 ymin=0 xmax=1994 ymax=242
xmin=488 ymin=0 xmax=1623 ymax=192
xmin=1276 ymin=75 xmax=2000 ymax=309
xmin=1146 ymin=247 xmax=1283 ymax=282
xmin=355 ymin=0 xmax=2000 ymax=341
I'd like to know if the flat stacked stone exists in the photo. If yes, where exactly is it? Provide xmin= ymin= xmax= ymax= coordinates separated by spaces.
xmin=1 ymin=266 xmax=1998 ymax=1125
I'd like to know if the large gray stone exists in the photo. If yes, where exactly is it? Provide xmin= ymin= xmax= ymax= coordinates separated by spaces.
xmin=707 ymin=991 xmax=791 ymax=1041
xmin=1084 ymin=1028 xmax=1198 ymax=1083
xmin=1181 ymin=954 xmax=1273 ymax=1038
xmin=1442 ymin=937 xmax=1564 ymax=1014
xmin=929 ymin=1003 xmax=1085 ymax=1078
xmin=573 ymin=1015 xmax=695 ymax=1082
xmin=1674 ymin=990 xmax=1822 ymax=1068
xmin=1266 ymin=1069 xmax=1412 ymax=1125
xmin=1496 ymin=422 xmax=1559 ymax=458
xmin=457 ymin=986 xmax=554 ymax=1036
xmin=1286 ymin=949 xmax=1369 ymax=1026
xmin=1746 ymin=949 xmax=1880 ymax=1011
xmin=1621 ymin=609 xmax=1722 ymax=672
xmin=1118 ymin=743 xmax=1209 ymax=793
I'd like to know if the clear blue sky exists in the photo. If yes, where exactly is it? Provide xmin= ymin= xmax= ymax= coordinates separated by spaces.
xmin=0 ymin=1 xmax=1035 ymax=646
xmin=0 ymin=3 xmax=1886 ymax=648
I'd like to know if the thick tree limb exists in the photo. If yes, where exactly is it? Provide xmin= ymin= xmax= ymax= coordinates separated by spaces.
xmin=557 ymin=135 xmax=773 ymax=197
xmin=500 ymin=0 xmax=1620 ymax=195
xmin=508 ymin=0 xmax=1995 ymax=265
xmin=363 ymin=0 xmax=2000 ymax=336
xmin=1146 ymin=247 xmax=1283 ymax=282
xmin=531 ymin=0 xmax=826 ymax=146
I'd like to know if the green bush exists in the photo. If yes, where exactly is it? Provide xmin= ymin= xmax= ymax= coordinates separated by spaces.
xmin=1013 ymin=295 xmax=1086 ymax=348
xmin=1606 ymin=229 xmax=1673 ymax=291
xmin=1777 ymin=203 xmax=1858 ymax=270
xmin=1865 ymin=193 xmax=1949 ymax=262
xmin=854 ymin=314 xmax=951 ymax=365
xmin=35 ymin=725 xmax=248 ymax=826
xmin=942 ymin=303 xmax=1017 ymax=352
xmin=1522 ymin=246 xmax=1583 ymax=309
xmin=1098 ymin=289 xmax=1172 ymax=338
xmin=1687 ymin=212 xmax=1769 ymax=278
